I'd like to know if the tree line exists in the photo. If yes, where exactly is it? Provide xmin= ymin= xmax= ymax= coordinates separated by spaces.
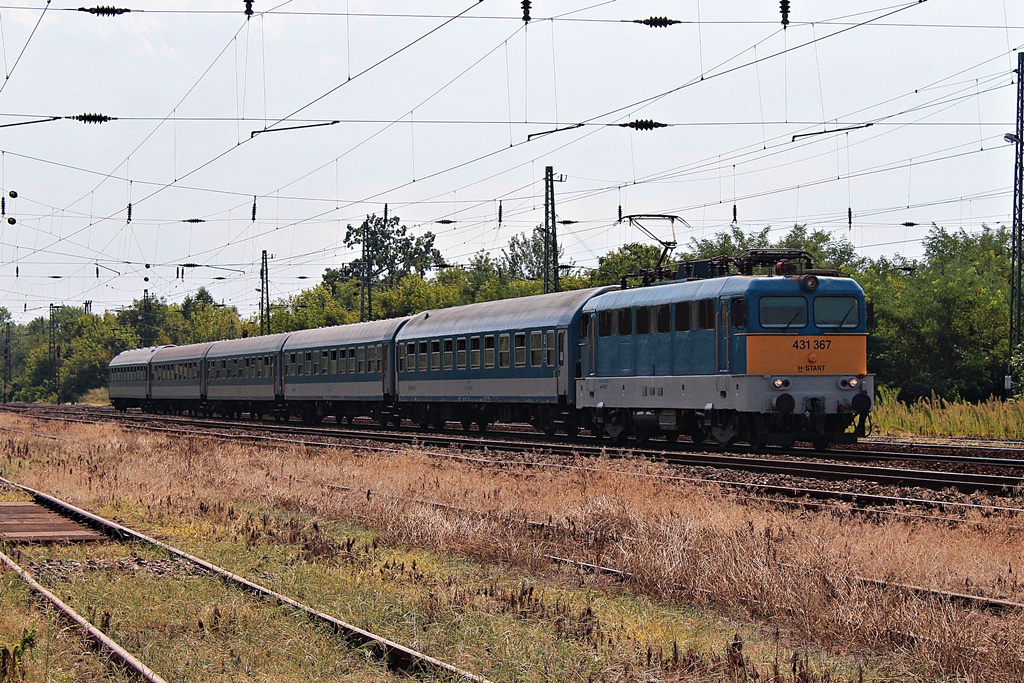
xmin=1 ymin=213 xmax=1015 ymax=405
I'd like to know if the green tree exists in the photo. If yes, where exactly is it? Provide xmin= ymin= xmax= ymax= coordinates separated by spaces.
xmin=587 ymin=243 xmax=663 ymax=286
xmin=343 ymin=213 xmax=444 ymax=287
xmin=860 ymin=225 xmax=1010 ymax=402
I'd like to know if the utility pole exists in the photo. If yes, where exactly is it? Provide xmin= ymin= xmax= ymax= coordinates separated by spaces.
xmin=141 ymin=289 xmax=152 ymax=348
xmin=3 ymin=322 xmax=10 ymax=403
xmin=1009 ymin=51 xmax=1024 ymax=393
xmin=49 ymin=304 xmax=62 ymax=403
xmin=542 ymin=166 xmax=564 ymax=293
xmin=259 ymin=250 xmax=270 ymax=335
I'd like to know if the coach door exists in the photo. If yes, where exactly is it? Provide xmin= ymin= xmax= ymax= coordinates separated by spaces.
xmin=717 ymin=298 xmax=730 ymax=373
xmin=556 ymin=329 xmax=569 ymax=397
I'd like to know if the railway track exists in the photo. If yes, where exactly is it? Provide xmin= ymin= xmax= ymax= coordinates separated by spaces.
xmin=4 ymin=404 xmax=1024 ymax=509
xmin=0 ymin=474 xmax=491 ymax=683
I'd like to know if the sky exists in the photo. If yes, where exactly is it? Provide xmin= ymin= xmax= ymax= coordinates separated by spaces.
xmin=0 ymin=0 xmax=1021 ymax=323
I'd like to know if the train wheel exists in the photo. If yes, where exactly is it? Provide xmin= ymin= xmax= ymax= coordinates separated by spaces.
xmin=811 ymin=438 xmax=832 ymax=451
xmin=475 ymin=420 xmax=489 ymax=433
xmin=461 ymin=419 xmax=473 ymax=432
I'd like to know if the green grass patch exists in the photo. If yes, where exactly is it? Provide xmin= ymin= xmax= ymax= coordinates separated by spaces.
xmin=872 ymin=386 xmax=1024 ymax=439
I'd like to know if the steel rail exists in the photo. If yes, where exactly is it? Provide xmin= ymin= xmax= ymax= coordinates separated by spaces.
xmin=6 ymin=408 xmax=1024 ymax=515
xmin=286 ymin=471 xmax=1024 ymax=616
xmin=0 ymin=475 xmax=492 ymax=683
xmin=0 ymin=550 xmax=170 ymax=683
xmin=8 ymin=404 xmax=1024 ymax=469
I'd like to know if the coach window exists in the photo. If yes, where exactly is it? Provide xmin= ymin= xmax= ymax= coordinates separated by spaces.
xmin=356 ymin=347 xmax=365 ymax=373
xmin=512 ymin=333 xmax=525 ymax=368
xmin=418 ymin=341 xmax=428 ymax=372
xmin=618 ymin=308 xmax=632 ymax=336
xmin=483 ymin=336 xmax=495 ymax=368
xmin=330 ymin=350 xmax=338 ymax=374
xmin=636 ymin=307 xmax=650 ymax=335
xmin=344 ymin=348 xmax=353 ymax=373
xmin=499 ymin=334 xmax=510 ymax=368
xmin=759 ymin=296 xmax=807 ymax=328
xmin=368 ymin=345 xmax=378 ymax=373
xmin=698 ymin=299 xmax=716 ymax=330
xmin=546 ymin=330 xmax=555 ymax=366
xmin=731 ymin=297 xmax=747 ymax=329
xmin=430 ymin=340 xmax=441 ymax=371
xmin=674 ymin=301 xmax=691 ymax=331
xmin=443 ymin=339 xmax=453 ymax=370
xmin=530 ymin=331 xmax=543 ymax=367
xmin=456 ymin=338 xmax=467 ymax=370
xmin=471 ymin=337 xmax=482 ymax=369
xmin=405 ymin=343 xmax=415 ymax=372
xmin=598 ymin=310 xmax=613 ymax=337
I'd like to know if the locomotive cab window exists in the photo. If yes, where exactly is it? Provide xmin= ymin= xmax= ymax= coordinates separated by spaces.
xmin=759 ymin=296 xmax=808 ymax=328
xmin=814 ymin=296 xmax=860 ymax=328
xmin=731 ymin=297 xmax=747 ymax=329
xmin=598 ymin=310 xmax=613 ymax=337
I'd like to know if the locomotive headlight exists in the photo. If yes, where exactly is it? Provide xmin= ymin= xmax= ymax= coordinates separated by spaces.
xmin=848 ymin=377 xmax=860 ymax=389
xmin=772 ymin=377 xmax=791 ymax=390
xmin=837 ymin=377 xmax=859 ymax=390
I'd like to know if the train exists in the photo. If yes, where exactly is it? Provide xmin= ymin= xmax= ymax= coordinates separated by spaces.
xmin=108 ymin=249 xmax=874 ymax=449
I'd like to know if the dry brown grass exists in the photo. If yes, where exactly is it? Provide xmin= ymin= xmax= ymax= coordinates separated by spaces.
xmin=2 ymin=413 xmax=1024 ymax=681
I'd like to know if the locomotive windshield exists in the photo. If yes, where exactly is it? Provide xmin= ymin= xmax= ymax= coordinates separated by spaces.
xmin=758 ymin=296 xmax=807 ymax=328
xmin=813 ymin=296 xmax=860 ymax=328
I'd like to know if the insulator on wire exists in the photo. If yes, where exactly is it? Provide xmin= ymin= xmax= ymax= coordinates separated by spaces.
xmin=732 ymin=204 xmax=737 ymax=224
xmin=183 ymin=218 xmax=205 ymax=223
xmin=618 ymin=204 xmax=622 ymax=222
xmin=901 ymin=221 xmax=918 ymax=227
xmin=244 ymin=1 xmax=254 ymax=18
xmin=634 ymin=16 xmax=680 ymax=28
xmin=848 ymin=207 xmax=853 ymax=230
xmin=436 ymin=219 xmax=456 ymax=225
xmin=619 ymin=119 xmax=667 ymax=131
xmin=96 ymin=266 xmax=100 ymax=278
xmin=558 ymin=220 xmax=577 ymax=225
xmin=126 ymin=202 xmax=132 ymax=223
xmin=78 ymin=6 xmax=131 ymax=16
xmin=69 ymin=113 xmax=114 ymax=124
xmin=383 ymin=203 xmax=388 ymax=222
xmin=1 ymin=196 xmax=4 ymax=215
xmin=521 ymin=0 xmax=531 ymax=23
xmin=780 ymin=0 xmax=790 ymax=28
xmin=251 ymin=197 xmax=257 ymax=222
xmin=16 ymin=267 xmax=19 ymax=278
xmin=498 ymin=201 xmax=503 ymax=225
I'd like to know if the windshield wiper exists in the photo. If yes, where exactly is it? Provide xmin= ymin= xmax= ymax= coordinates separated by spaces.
xmin=832 ymin=302 xmax=857 ymax=330
xmin=781 ymin=305 xmax=806 ymax=332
